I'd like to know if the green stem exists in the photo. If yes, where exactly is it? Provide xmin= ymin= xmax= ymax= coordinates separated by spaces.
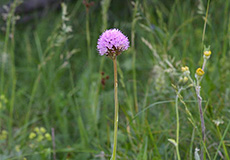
xmin=214 ymin=120 xmax=230 ymax=160
xmin=8 ymin=7 xmax=17 ymax=149
xmin=22 ymin=72 xmax=41 ymax=145
xmin=111 ymin=57 xmax=119 ymax=160
xmin=131 ymin=1 xmax=139 ymax=113
xmin=68 ymin=67 xmax=88 ymax=146
xmin=86 ymin=10 xmax=91 ymax=66
xmin=0 ymin=7 xmax=11 ymax=95
xmin=175 ymin=91 xmax=181 ymax=160
xmin=202 ymin=0 xmax=210 ymax=45
xmin=216 ymin=125 xmax=230 ymax=160
xmin=189 ymin=128 xmax=195 ymax=160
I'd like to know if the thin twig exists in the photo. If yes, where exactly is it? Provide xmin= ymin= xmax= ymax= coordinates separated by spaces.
xmin=52 ymin=128 xmax=56 ymax=160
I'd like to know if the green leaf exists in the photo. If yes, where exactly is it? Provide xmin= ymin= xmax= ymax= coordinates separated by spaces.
xmin=168 ymin=139 xmax=177 ymax=147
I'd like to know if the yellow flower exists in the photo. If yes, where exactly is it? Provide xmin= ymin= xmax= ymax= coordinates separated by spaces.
xmin=181 ymin=66 xmax=189 ymax=72
xmin=196 ymin=68 xmax=205 ymax=76
xmin=36 ymin=135 xmax=44 ymax=142
xmin=34 ymin=127 xmax=40 ymax=133
xmin=0 ymin=130 xmax=7 ymax=140
xmin=40 ymin=127 xmax=46 ymax=133
xmin=45 ymin=133 xmax=52 ymax=141
xmin=29 ymin=132 xmax=36 ymax=139
xmin=204 ymin=50 xmax=211 ymax=56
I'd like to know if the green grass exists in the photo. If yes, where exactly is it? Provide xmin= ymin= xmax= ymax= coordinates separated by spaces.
xmin=0 ymin=0 xmax=230 ymax=159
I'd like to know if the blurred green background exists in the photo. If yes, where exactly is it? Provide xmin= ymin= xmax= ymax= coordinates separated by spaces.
xmin=0 ymin=0 xmax=229 ymax=159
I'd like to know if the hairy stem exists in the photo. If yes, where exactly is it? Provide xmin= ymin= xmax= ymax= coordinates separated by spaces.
xmin=202 ymin=59 xmax=207 ymax=70
xmin=196 ymin=85 xmax=205 ymax=160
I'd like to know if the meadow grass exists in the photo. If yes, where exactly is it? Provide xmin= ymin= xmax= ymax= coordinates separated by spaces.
xmin=0 ymin=0 xmax=230 ymax=159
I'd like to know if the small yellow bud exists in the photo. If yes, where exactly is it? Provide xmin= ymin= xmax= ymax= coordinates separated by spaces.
xmin=2 ymin=130 xmax=8 ymax=135
xmin=204 ymin=50 xmax=211 ymax=56
xmin=29 ymin=132 xmax=36 ymax=139
xmin=34 ymin=127 xmax=40 ymax=133
xmin=183 ymin=77 xmax=188 ymax=83
xmin=23 ymin=158 xmax=27 ymax=160
xmin=196 ymin=68 xmax=205 ymax=76
xmin=45 ymin=133 xmax=52 ymax=141
xmin=36 ymin=135 xmax=44 ymax=142
xmin=181 ymin=66 xmax=189 ymax=72
xmin=0 ymin=130 xmax=7 ymax=140
xmin=181 ymin=67 xmax=185 ymax=72
xmin=40 ymin=127 xmax=46 ymax=133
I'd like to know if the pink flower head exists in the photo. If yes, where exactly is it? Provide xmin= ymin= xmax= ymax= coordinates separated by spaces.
xmin=97 ymin=28 xmax=129 ymax=57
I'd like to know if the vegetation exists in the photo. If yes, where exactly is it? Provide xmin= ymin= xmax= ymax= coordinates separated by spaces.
xmin=0 ymin=0 xmax=229 ymax=159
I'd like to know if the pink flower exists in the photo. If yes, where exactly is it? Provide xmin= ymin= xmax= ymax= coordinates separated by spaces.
xmin=97 ymin=28 xmax=129 ymax=56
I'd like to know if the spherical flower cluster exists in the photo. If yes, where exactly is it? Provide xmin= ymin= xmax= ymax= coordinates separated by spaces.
xmin=97 ymin=28 xmax=129 ymax=57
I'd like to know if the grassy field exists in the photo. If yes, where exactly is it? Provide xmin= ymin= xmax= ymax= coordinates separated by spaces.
xmin=0 ymin=0 xmax=230 ymax=159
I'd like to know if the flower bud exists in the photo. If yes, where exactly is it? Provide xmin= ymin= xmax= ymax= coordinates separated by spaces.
xmin=196 ymin=68 xmax=205 ymax=77
xmin=179 ymin=77 xmax=183 ymax=83
xmin=183 ymin=77 xmax=188 ymax=83
xmin=181 ymin=66 xmax=190 ymax=75
xmin=29 ymin=132 xmax=36 ymax=139
xmin=203 ymin=50 xmax=211 ymax=59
